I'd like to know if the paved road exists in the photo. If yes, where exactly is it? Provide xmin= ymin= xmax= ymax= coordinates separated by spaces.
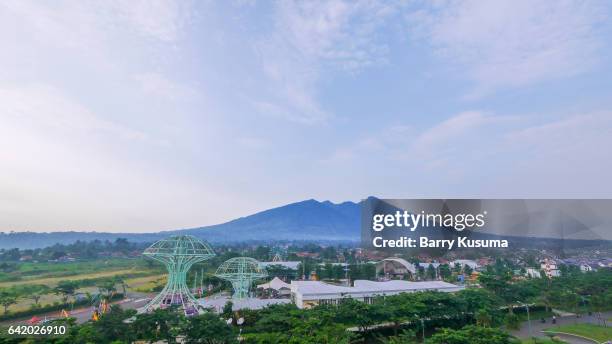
xmin=511 ymin=311 xmax=611 ymax=344
xmin=0 ymin=292 xmax=154 ymax=326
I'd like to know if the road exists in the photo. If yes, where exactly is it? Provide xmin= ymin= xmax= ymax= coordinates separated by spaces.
xmin=0 ymin=292 xmax=154 ymax=326
xmin=511 ymin=311 xmax=611 ymax=344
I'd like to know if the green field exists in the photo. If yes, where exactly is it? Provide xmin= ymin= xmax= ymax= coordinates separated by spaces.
xmin=0 ymin=258 xmax=164 ymax=318
xmin=521 ymin=339 xmax=566 ymax=344
xmin=544 ymin=323 xmax=612 ymax=342
xmin=0 ymin=258 xmax=152 ymax=284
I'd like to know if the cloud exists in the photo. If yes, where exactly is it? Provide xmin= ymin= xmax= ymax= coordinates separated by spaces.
xmin=324 ymin=109 xmax=612 ymax=195
xmin=0 ymin=85 xmax=148 ymax=141
xmin=406 ymin=0 xmax=608 ymax=96
xmin=105 ymin=0 xmax=191 ymax=42
xmin=0 ymin=85 xmax=236 ymax=231
xmin=134 ymin=73 xmax=198 ymax=100
xmin=249 ymin=0 xmax=398 ymax=124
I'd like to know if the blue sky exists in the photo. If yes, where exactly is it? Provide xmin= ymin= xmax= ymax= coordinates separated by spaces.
xmin=1 ymin=0 xmax=611 ymax=232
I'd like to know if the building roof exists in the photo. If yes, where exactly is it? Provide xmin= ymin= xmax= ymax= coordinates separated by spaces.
xmin=379 ymin=258 xmax=416 ymax=274
xmin=353 ymin=279 xmax=461 ymax=292
xmin=291 ymin=279 xmax=463 ymax=298
xmin=257 ymin=277 xmax=291 ymax=290
xmin=450 ymin=259 xmax=479 ymax=269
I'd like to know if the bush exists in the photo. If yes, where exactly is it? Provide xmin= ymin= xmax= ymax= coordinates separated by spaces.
xmin=504 ymin=313 xmax=521 ymax=330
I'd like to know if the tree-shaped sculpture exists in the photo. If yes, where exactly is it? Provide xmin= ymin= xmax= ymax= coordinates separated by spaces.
xmin=142 ymin=235 xmax=215 ymax=315
xmin=215 ymin=257 xmax=267 ymax=299
xmin=270 ymin=246 xmax=287 ymax=262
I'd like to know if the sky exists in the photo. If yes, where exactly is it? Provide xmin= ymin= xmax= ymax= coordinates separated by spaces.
xmin=1 ymin=0 xmax=612 ymax=233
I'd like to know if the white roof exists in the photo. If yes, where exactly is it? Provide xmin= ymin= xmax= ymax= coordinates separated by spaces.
xmin=290 ymin=281 xmax=355 ymax=295
xmin=353 ymin=279 xmax=460 ymax=292
xmin=380 ymin=258 xmax=416 ymax=274
xmin=291 ymin=279 xmax=463 ymax=299
xmin=259 ymin=261 xmax=300 ymax=270
xmin=257 ymin=277 xmax=291 ymax=290
xmin=451 ymin=260 xmax=479 ymax=269
xmin=418 ymin=262 xmax=440 ymax=269
xmin=199 ymin=295 xmax=290 ymax=311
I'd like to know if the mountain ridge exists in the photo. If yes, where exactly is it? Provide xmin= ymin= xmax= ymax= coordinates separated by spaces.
xmin=0 ymin=199 xmax=361 ymax=249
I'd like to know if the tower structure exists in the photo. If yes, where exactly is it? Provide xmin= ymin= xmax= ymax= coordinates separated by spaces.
xmin=215 ymin=257 xmax=267 ymax=299
xmin=142 ymin=235 xmax=215 ymax=315
xmin=270 ymin=246 xmax=286 ymax=262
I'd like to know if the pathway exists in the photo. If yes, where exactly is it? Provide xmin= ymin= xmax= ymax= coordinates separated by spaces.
xmin=511 ymin=311 xmax=611 ymax=344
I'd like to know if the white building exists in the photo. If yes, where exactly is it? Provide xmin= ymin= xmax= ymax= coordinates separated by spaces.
xmin=540 ymin=259 xmax=560 ymax=278
xmin=525 ymin=268 xmax=542 ymax=278
xmin=450 ymin=259 xmax=479 ymax=271
xmin=290 ymin=279 xmax=464 ymax=309
xmin=257 ymin=277 xmax=292 ymax=298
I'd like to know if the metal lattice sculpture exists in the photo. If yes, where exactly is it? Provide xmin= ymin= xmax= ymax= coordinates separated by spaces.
xmin=270 ymin=246 xmax=286 ymax=262
xmin=142 ymin=235 xmax=215 ymax=315
xmin=215 ymin=257 xmax=267 ymax=299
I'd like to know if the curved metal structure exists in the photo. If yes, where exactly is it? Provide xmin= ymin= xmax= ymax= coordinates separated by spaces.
xmin=142 ymin=235 xmax=215 ymax=314
xmin=215 ymin=257 xmax=267 ymax=299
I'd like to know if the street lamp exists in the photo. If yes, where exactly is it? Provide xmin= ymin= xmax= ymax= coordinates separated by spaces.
xmin=420 ymin=318 xmax=425 ymax=340
xmin=517 ymin=301 xmax=531 ymax=339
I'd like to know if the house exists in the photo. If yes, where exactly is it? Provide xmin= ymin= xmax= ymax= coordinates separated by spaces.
xmin=257 ymin=277 xmax=292 ymax=299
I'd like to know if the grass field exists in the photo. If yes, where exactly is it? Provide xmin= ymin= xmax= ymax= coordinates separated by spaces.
xmin=0 ymin=268 xmax=143 ymax=288
xmin=0 ymin=258 xmax=165 ymax=317
xmin=521 ymin=339 xmax=566 ymax=344
xmin=0 ymin=258 xmax=153 ymax=283
xmin=1 ymin=286 xmax=100 ymax=314
xmin=544 ymin=323 xmax=612 ymax=342
xmin=124 ymin=275 xmax=166 ymax=292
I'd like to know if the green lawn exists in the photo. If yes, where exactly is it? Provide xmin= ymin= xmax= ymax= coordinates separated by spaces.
xmin=544 ymin=323 xmax=611 ymax=342
xmin=521 ymin=339 xmax=566 ymax=344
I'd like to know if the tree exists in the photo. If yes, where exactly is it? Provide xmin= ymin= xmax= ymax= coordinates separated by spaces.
xmin=97 ymin=278 xmax=117 ymax=300
xmin=427 ymin=325 xmax=517 ymax=344
xmin=184 ymin=312 xmax=237 ymax=344
xmin=426 ymin=264 xmax=437 ymax=280
xmin=113 ymin=276 xmax=128 ymax=296
xmin=90 ymin=305 xmax=136 ymax=343
xmin=222 ymin=300 xmax=234 ymax=319
xmin=475 ymin=309 xmax=492 ymax=327
xmin=439 ymin=264 xmax=451 ymax=281
xmin=336 ymin=299 xmax=388 ymax=336
xmin=463 ymin=265 xmax=473 ymax=277
xmin=0 ymin=290 xmax=17 ymax=314
xmin=383 ymin=295 xmax=426 ymax=336
xmin=382 ymin=330 xmax=417 ymax=344
xmin=54 ymin=280 xmax=79 ymax=305
xmin=133 ymin=307 xmax=184 ymax=344
xmin=503 ymin=312 xmax=520 ymax=330
xmin=29 ymin=292 xmax=43 ymax=307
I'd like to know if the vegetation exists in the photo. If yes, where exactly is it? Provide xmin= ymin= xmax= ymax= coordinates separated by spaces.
xmin=0 ymin=240 xmax=609 ymax=343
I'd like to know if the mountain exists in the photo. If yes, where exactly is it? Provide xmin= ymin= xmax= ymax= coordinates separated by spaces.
xmin=0 ymin=199 xmax=361 ymax=249
xmin=179 ymin=199 xmax=360 ymax=242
